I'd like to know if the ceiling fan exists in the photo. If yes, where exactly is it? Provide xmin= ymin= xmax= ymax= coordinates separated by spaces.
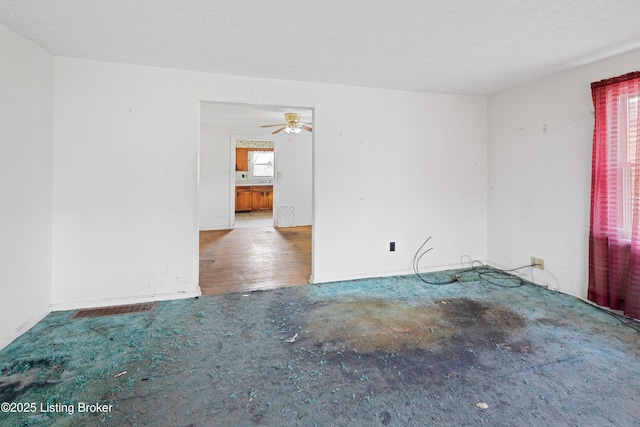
xmin=260 ymin=113 xmax=312 ymax=134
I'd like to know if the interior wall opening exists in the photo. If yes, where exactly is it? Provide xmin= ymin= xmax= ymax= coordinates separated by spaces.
xmin=233 ymin=140 xmax=275 ymax=228
xmin=198 ymin=101 xmax=314 ymax=295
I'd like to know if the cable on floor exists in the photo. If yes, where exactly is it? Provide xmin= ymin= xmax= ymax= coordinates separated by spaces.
xmin=413 ymin=236 xmax=536 ymax=287
xmin=414 ymin=237 xmax=640 ymax=332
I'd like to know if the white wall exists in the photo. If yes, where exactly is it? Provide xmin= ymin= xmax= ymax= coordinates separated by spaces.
xmin=273 ymin=129 xmax=313 ymax=227
xmin=198 ymin=125 xmax=234 ymax=230
xmin=487 ymin=47 xmax=640 ymax=299
xmin=52 ymin=56 xmax=487 ymax=302
xmin=52 ymin=59 xmax=203 ymax=308
xmin=198 ymin=125 xmax=313 ymax=230
xmin=0 ymin=25 xmax=53 ymax=348
xmin=312 ymin=91 xmax=488 ymax=282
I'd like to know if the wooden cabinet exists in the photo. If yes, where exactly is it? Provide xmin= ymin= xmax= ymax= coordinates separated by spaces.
xmin=235 ymin=148 xmax=248 ymax=171
xmin=235 ymin=187 xmax=252 ymax=212
xmin=235 ymin=185 xmax=272 ymax=212
xmin=265 ymin=187 xmax=273 ymax=210
xmin=251 ymin=186 xmax=273 ymax=211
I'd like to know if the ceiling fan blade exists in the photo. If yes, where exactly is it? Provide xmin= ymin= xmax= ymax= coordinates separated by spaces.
xmin=301 ymin=125 xmax=312 ymax=132
xmin=272 ymin=126 xmax=287 ymax=134
xmin=260 ymin=123 xmax=286 ymax=128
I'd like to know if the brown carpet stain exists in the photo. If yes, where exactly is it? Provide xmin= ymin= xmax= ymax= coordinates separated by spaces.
xmin=305 ymin=298 xmax=527 ymax=354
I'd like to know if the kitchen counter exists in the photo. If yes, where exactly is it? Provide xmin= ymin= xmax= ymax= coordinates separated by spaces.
xmin=235 ymin=182 xmax=273 ymax=186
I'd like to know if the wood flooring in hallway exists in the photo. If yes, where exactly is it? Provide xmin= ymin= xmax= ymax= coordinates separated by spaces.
xmin=199 ymin=225 xmax=312 ymax=295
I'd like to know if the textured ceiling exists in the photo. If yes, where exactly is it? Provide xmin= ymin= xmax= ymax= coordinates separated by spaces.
xmin=200 ymin=102 xmax=313 ymax=131
xmin=1 ymin=0 xmax=640 ymax=97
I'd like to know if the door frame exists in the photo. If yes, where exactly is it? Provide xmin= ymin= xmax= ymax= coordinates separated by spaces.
xmin=229 ymin=135 xmax=276 ymax=228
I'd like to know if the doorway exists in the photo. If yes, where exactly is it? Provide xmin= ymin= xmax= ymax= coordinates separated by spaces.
xmin=198 ymin=102 xmax=314 ymax=295
xmin=233 ymin=143 xmax=275 ymax=228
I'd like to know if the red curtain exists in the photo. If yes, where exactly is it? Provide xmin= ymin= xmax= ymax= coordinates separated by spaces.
xmin=589 ymin=71 xmax=640 ymax=319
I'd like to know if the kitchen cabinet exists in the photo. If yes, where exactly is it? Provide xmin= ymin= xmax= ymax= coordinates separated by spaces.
xmin=235 ymin=185 xmax=272 ymax=212
xmin=235 ymin=148 xmax=248 ymax=171
xmin=265 ymin=187 xmax=273 ymax=209
xmin=251 ymin=186 xmax=273 ymax=211
xmin=235 ymin=187 xmax=252 ymax=212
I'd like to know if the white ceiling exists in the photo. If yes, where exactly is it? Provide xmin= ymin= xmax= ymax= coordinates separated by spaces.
xmin=200 ymin=102 xmax=313 ymax=131
xmin=2 ymin=1 xmax=640 ymax=127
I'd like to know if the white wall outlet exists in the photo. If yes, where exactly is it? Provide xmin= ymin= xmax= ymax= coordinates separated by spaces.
xmin=531 ymin=257 xmax=544 ymax=270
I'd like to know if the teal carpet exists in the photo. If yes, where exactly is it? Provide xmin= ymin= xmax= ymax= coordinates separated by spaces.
xmin=1 ymin=269 xmax=639 ymax=426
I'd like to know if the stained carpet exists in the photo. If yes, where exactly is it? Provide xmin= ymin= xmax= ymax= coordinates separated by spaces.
xmin=1 ymin=270 xmax=640 ymax=426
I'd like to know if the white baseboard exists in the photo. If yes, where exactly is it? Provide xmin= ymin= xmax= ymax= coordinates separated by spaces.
xmin=484 ymin=259 xmax=555 ymax=290
xmin=0 ymin=306 xmax=52 ymax=351
xmin=51 ymin=289 xmax=202 ymax=312
xmin=310 ymin=262 xmax=465 ymax=284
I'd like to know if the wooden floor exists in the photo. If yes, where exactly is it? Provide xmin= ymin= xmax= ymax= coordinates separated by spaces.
xmin=199 ymin=225 xmax=312 ymax=295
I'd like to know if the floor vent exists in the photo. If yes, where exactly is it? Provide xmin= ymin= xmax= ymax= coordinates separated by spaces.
xmin=69 ymin=302 xmax=157 ymax=320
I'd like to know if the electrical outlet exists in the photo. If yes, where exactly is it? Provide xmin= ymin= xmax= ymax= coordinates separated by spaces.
xmin=390 ymin=242 xmax=395 ymax=252
xmin=531 ymin=257 xmax=544 ymax=270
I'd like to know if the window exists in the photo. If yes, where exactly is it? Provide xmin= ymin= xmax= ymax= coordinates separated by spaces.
xmin=249 ymin=151 xmax=274 ymax=179
xmin=617 ymin=95 xmax=639 ymax=238
xmin=589 ymin=71 xmax=640 ymax=318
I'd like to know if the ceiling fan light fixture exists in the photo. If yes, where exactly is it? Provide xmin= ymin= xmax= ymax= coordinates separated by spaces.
xmin=260 ymin=112 xmax=311 ymax=135
xmin=285 ymin=126 xmax=301 ymax=134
